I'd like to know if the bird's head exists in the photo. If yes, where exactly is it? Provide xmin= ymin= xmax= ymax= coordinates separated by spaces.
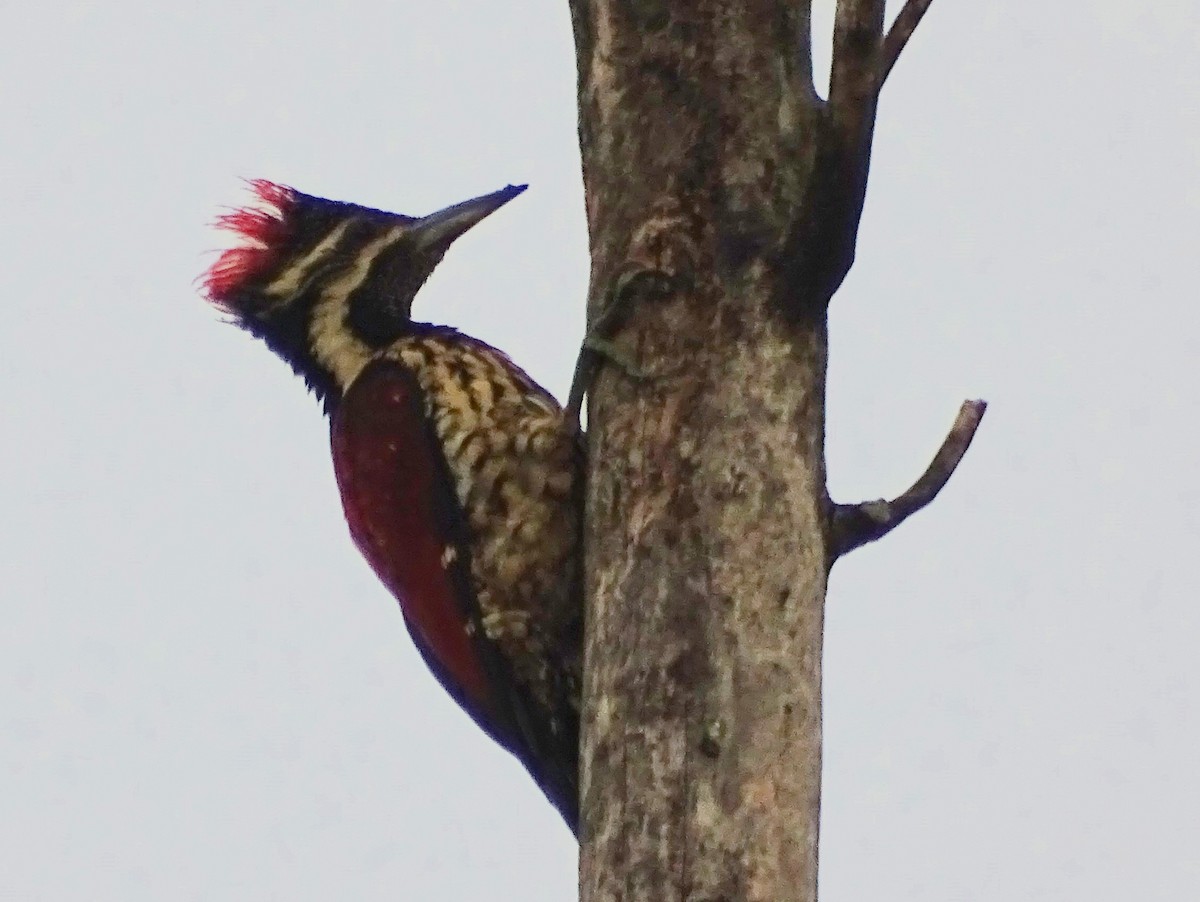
xmin=202 ymin=180 xmax=525 ymax=405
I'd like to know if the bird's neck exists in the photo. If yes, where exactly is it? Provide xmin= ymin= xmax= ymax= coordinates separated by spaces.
xmin=306 ymin=285 xmax=377 ymax=401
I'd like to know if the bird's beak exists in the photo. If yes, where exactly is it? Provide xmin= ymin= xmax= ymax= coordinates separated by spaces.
xmin=410 ymin=184 xmax=528 ymax=254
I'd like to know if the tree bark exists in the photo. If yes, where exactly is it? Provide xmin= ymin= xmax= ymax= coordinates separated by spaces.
xmin=569 ymin=3 xmax=977 ymax=900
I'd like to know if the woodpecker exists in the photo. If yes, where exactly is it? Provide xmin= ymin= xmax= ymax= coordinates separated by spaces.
xmin=202 ymin=180 xmax=582 ymax=833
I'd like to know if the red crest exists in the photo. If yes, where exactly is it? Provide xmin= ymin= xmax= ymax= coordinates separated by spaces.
xmin=201 ymin=180 xmax=296 ymax=309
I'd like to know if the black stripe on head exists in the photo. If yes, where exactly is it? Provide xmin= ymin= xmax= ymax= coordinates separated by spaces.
xmin=346 ymin=236 xmax=442 ymax=348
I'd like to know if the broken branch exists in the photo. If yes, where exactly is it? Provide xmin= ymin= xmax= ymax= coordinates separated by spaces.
xmin=831 ymin=398 xmax=987 ymax=559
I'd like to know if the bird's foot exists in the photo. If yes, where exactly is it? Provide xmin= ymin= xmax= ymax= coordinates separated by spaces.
xmin=565 ymin=266 xmax=672 ymax=431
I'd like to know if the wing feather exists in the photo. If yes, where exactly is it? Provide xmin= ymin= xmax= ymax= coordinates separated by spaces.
xmin=330 ymin=358 xmax=577 ymax=831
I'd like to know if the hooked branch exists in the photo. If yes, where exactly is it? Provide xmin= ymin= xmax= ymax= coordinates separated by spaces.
xmin=831 ymin=399 xmax=987 ymax=559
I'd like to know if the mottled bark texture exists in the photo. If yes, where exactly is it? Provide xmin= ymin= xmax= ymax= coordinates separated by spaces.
xmin=569 ymin=2 xmax=978 ymax=900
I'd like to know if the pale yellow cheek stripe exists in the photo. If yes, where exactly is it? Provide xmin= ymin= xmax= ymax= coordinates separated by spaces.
xmin=264 ymin=220 xmax=354 ymax=303
xmin=308 ymin=226 xmax=407 ymax=391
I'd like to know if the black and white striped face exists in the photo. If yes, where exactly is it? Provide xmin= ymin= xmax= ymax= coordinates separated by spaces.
xmin=203 ymin=181 xmax=526 ymax=406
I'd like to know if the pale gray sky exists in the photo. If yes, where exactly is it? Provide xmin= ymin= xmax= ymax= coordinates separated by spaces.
xmin=2 ymin=2 xmax=1197 ymax=900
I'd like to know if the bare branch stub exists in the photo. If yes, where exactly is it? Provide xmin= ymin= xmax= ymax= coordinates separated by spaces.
xmin=779 ymin=0 xmax=939 ymax=306
xmin=778 ymin=0 xmax=887 ymax=307
xmin=882 ymin=0 xmax=935 ymax=83
xmin=831 ymin=399 xmax=987 ymax=559
xmin=829 ymin=0 xmax=885 ymax=123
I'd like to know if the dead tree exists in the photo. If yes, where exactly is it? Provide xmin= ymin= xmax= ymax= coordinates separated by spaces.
xmin=569 ymin=2 xmax=984 ymax=900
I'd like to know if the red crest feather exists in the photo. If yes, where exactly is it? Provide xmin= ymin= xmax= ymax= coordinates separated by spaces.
xmin=202 ymin=179 xmax=296 ymax=309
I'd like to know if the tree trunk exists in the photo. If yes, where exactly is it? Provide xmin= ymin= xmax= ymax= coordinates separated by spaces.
xmin=570 ymin=2 xmax=980 ymax=900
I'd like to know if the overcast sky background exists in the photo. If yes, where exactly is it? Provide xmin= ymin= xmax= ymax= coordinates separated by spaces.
xmin=2 ymin=2 xmax=1197 ymax=899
